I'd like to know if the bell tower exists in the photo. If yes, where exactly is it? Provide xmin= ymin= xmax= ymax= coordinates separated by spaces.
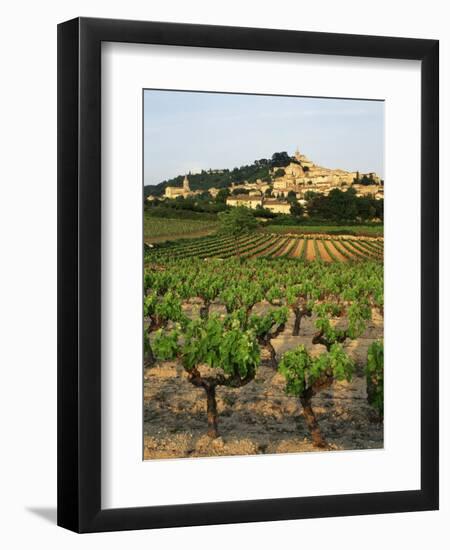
xmin=183 ymin=174 xmax=190 ymax=192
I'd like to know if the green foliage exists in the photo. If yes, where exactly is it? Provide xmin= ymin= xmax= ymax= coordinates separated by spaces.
xmin=181 ymin=317 xmax=260 ymax=381
xmin=313 ymin=297 xmax=371 ymax=343
xmin=152 ymin=329 xmax=180 ymax=361
xmin=219 ymin=322 xmax=261 ymax=379
xmin=249 ymin=307 xmax=288 ymax=339
xmin=353 ymin=173 xmax=379 ymax=185
xmin=290 ymin=202 xmax=304 ymax=217
xmin=365 ymin=340 xmax=384 ymax=418
xmin=305 ymin=188 xmax=383 ymax=222
xmin=194 ymin=275 xmax=224 ymax=303
xmin=278 ymin=344 xmax=354 ymax=396
xmin=146 ymin=159 xmax=274 ymax=197
xmin=144 ymin=291 xmax=186 ymax=325
xmin=216 ymin=188 xmax=230 ymax=203
xmin=271 ymin=152 xmax=292 ymax=167
xmin=346 ymin=301 xmax=371 ymax=338
xmin=218 ymin=206 xmax=258 ymax=236
xmin=231 ymin=187 xmax=250 ymax=195
xmin=144 ymin=204 xmax=220 ymax=220
xmin=144 ymin=213 xmax=219 ymax=245
xmin=219 ymin=282 xmax=264 ymax=316
xmin=261 ymin=222 xmax=382 ymax=237
xmin=144 ymin=255 xmax=384 ymax=444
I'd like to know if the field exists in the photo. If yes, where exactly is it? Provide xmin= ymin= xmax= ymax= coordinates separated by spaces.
xmin=144 ymin=214 xmax=219 ymax=243
xmin=144 ymin=247 xmax=384 ymax=459
xmin=146 ymin=231 xmax=384 ymax=263
xmin=262 ymin=224 xmax=384 ymax=237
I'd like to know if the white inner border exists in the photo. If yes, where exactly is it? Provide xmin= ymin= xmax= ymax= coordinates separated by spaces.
xmin=101 ymin=42 xmax=421 ymax=509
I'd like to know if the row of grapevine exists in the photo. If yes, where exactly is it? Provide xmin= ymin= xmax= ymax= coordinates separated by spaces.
xmin=146 ymin=233 xmax=384 ymax=264
xmin=144 ymin=256 xmax=384 ymax=447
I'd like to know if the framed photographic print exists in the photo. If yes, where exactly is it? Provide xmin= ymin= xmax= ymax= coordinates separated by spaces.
xmin=57 ymin=17 xmax=439 ymax=532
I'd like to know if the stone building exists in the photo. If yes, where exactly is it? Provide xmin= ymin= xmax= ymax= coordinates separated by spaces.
xmin=226 ymin=195 xmax=263 ymax=209
xmin=164 ymin=175 xmax=193 ymax=199
xmin=208 ymin=187 xmax=220 ymax=198
xmin=271 ymin=148 xmax=381 ymax=194
xmin=262 ymin=199 xmax=292 ymax=214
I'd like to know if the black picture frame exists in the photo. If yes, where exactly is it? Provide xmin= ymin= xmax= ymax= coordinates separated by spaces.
xmin=57 ymin=17 xmax=439 ymax=533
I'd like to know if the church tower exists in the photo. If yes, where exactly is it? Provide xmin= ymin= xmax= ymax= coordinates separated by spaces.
xmin=294 ymin=146 xmax=301 ymax=162
xmin=183 ymin=174 xmax=190 ymax=192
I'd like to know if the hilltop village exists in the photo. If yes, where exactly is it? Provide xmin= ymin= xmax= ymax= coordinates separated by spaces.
xmin=148 ymin=148 xmax=383 ymax=215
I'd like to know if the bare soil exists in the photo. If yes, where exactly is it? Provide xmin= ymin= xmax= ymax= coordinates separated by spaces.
xmin=328 ymin=241 xmax=352 ymax=262
xmin=272 ymin=239 xmax=296 ymax=258
xmin=304 ymin=239 xmax=316 ymax=261
xmin=315 ymin=240 xmax=333 ymax=263
xmin=252 ymin=238 xmax=287 ymax=258
xmin=289 ymin=239 xmax=305 ymax=258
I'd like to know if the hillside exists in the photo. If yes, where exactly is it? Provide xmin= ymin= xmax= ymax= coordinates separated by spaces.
xmin=144 ymin=153 xmax=293 ymax=197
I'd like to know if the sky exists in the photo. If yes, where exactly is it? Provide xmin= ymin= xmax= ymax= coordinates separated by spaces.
xmin=143 ymin=90 xmax=384 ymax=187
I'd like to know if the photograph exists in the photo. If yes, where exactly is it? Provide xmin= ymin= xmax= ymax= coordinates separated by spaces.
xmin=143 ymin=90 xmax=385 ymax=459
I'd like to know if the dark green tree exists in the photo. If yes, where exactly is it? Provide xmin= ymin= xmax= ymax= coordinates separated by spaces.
xmin=218 ymin=206 xmax=258 ymax=237
xmin=271 ymin=152 xmax=292 ymax=167
xmin=273 ymin=168 xmax=286 ymax=178
xmin=215 ymin=188 xmax=230 ymax=203
xmin=290 ymin=202 xmax=304 ymax=218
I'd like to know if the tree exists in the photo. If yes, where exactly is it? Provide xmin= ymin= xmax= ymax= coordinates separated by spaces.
xmin=271 ymin=151 xmax=292 ymax=167
xmin=286 ymin=190 xmax=297 ymax=203
xmin=273 ymin=168 xmax=286 ymax=178
xmin=304 ymin=190 xmax=318 ymax=202
xmin=231 ymin=187 xmax=249 ymax=195
xmin=215 ymin=188 xmax=230 ymax=203
xmin=356 ymin=195 xmax=377 ymax=221
xmin=153 ymin=317 xmax=260 ymax=438
xmin=279 ymin=344 xmax=354 ymax=447
xmin=290 ymin=202 xmax=304 ymax=218
xmin=218 ymin=206 xmax=258 ymax=237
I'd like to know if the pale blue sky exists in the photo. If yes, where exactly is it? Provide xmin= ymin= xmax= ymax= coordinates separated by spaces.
xmin=143 ymin=90 xmax=384 ymax=187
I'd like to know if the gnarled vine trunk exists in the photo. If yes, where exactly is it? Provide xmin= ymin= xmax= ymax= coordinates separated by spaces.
xmin=200 ymin=301 xmax=210 ymax=320
xmin=204 ymin=385 xmax=218 ymax=438
xmin=188 ymin=366 xmax=256 ymax=439
xmin=299 ymin=395 xmax=327 ymax=448
xmin=144 ymin=344 xmax=156 ymax=367
xmin=261 ymin=322 xmax=286 ymax=369
xmin=292 ymin=304 xmax=310 ymax=336
xmin=266 ymin=341 xmax=277 ymax=369
xmin=292 ymin=308 xmax=302 ymax=336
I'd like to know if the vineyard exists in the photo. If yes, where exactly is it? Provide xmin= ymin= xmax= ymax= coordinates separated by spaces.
xmin=144 ymin=252 xmax=384 ymax=459
xmin=145 ymin=232 xmax=384 ymax=263
xmin=263 ymin=224 xmax=384 ymax=237
xmin=144 ymin=215 xmax=219 ymax=243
